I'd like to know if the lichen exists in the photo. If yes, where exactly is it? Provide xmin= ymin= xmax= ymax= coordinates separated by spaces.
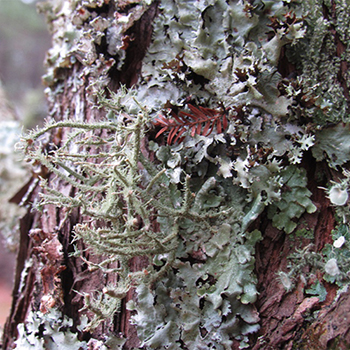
xmin=136 ymin=0 xmax=303 ymax=115
xmin=312 ymin=123 xmax=350 ymax=169
xmin=267 ymin=166 xmax=316 ymax=234
xmin=287 ymin=0 xmax=350 ymax=125
xmin=17 ymin=0 xmax=350 ymax=347
xmin=279 ymin=223 xmax=350 ymax=301
xmin=21 ymin=94 xmax=259 ymax=342
xmin=15 ymin=309 xmax=88 ymax=349
xmin=128 ymin=229 xmax=262 ymax=349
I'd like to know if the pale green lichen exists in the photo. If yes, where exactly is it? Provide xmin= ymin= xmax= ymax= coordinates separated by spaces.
xmin=128 ymin=229 xmax=262 ymax=349
xmin=288 ymin=0 xmax=350 ymax=125
xmin=267 ymin=166 xmax=316 ymax=234
xmin=274 ymin=0 xmax=350 ymax=298
xmin=320 ymin=169 xmax=350 ymax=224
xmin=137 ymin=0 xmax=303 ymax=115
xmin=15 ymin=309 xmax=88 ymax=349
xmin=280 ymin=223 xmax=350 ymax=300
xmin=21 ymin=96 xmax=258 ymax=341
xmin=312 ymin=123 xmax=350 ymax=169
xmin=15 ymin=308 xmax=127 ymax=349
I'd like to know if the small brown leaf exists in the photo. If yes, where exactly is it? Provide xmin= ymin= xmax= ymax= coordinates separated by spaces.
xmin=153 ymin=105 xmax=229 ymax=144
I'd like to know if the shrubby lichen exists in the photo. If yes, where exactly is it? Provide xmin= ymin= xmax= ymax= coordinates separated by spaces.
xmin=20 ymin=90 xmax=260 ymax=345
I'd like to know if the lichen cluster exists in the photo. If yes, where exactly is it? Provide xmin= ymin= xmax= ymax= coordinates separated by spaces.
xmin=21 ymin=89 xmax=261 ymax=347
xmin=15 ymin=0 xmax=350 ymax=348
xmin=289 ymin=0 xmax=350 ymax=125
xmin=15 ymin=309 xmax=88 ymax=349
xmin=280 ymin=168 xmax=350 ymax=301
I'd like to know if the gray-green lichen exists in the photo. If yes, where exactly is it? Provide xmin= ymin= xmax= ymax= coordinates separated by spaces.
xmin=15 ymin=0 xmax=350 ymax=348
xmin=290 ymin=0 xmax=350 ymax=125
xmin=15 ymin=309 xmax=88 ymax=349
xmin=21 ymin=93 xmax=259 ymax=346
xmin=15 ymin=307 xmax=127 ymax=349
xmin=128 ymin=228 xmax=262 ymax=349
xmin=279 ymin=222 xmax=350 ymax=303
xmin=137 ymin=0 xmax=302 ymax=114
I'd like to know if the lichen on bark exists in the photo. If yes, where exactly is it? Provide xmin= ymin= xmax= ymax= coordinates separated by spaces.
xmin=10 ymin=0 xmax=350 ymax=349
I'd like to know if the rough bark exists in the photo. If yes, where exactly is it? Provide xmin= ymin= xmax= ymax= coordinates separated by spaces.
xmin=2 ymin=8 xmax=157 ymax=346
xmin=252 ymin=156 xmax=340 ymax=349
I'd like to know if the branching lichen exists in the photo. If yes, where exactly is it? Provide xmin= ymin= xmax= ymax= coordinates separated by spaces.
xmin=20 ymin=96 xmax=245 ymax=334
xmin=279 ymin=223 xmax=350 ymax=303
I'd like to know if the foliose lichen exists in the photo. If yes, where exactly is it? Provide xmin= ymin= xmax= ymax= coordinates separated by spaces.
xmin=280 ymin=223 xmax=350 ymax=304
xmin=15 ymin=309 xmax=88 ymax=349
xmin=20 ymin=89 xmax=261 ymax=346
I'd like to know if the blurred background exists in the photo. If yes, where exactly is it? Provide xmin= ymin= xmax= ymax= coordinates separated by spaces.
xmin=0 ymin=0 xmax=50 ymax=327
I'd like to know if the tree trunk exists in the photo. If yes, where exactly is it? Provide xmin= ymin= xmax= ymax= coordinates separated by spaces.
xmin=3 ymin=1 xmax=350 ymax=349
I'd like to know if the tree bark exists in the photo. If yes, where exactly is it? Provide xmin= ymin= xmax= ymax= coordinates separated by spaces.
xmin=3 ymin=1 xmax=350 ymax=349
xmin=252 ymin=156 xmax=341 ymax=349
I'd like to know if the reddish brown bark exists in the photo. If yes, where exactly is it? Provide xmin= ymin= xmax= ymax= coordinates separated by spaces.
xmin=250 ymin=156 xmax=346 ymax=350
xmin=2 ymin=68 xmax=151 ymax=348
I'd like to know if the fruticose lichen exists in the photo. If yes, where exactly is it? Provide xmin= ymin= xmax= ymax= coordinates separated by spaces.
xmin=15 ymin=0 xmax=350 ymax=348
xmin=21 ymin=90 xmax=261 ymax=347
xmin=280 ymin=222 xmax=350 ymax=304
